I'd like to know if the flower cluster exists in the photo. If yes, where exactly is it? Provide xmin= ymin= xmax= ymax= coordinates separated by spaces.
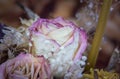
xmin=0 ymin=17 xmax=87 ymax=79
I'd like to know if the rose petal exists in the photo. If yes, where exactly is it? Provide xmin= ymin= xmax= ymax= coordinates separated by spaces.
xmin=48 ymin=26 xmax=73 ymax=45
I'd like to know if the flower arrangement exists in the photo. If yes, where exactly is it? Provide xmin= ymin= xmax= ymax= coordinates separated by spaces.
xmin=0 ymin=0 xmax=120 ymax=79
xmin=0 ymin=17 xmax=88 ymax=79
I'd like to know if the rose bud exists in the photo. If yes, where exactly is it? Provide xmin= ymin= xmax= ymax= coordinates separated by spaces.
xmin=29 ymin=17 xmax=87 ymax=77
xmin=0 ymin=53 xmax=52 ymax=79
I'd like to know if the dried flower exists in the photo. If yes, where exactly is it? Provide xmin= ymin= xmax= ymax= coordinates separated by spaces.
xmin=0 ymin=53 xmax=52 ymax=79
xmin=82 ymin=68 xmax=120 ymax=79
xmin=29 ymin=17 xmax=87 ymax=78
xmin=0 ymin=26 xmax=28 ymax=51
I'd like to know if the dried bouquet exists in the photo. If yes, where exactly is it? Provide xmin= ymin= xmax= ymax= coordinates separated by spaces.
xmin=0 ymin=0 xmax=120 ymax=79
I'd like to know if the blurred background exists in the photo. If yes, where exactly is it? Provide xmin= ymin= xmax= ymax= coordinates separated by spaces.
xmin=0 ymin=0 xmax=120 ymax=71
xmin=0 ymin=0 xmax=85 ymax=27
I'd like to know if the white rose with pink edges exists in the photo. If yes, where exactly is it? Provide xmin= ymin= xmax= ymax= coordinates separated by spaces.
xmin=29 ymin=17 xmax=87 ymax=78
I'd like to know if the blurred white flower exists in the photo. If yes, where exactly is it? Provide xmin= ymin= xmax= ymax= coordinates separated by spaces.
xmin=29 ymin=17 xmax=87 ymax=78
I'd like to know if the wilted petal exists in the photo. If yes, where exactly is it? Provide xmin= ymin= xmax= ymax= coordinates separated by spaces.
xmin=0 ymin=53 xmax=52 ymax=79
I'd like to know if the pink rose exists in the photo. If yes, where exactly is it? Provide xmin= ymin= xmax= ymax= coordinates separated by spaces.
xmin=29 ymin=17 xmax=87 ymax=77
xmin=0 ymin=53 xmax=52 ymax=79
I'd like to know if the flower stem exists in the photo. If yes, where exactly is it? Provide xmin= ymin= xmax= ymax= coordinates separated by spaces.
xmin=85 ymin=0 xmax=112 ymax=71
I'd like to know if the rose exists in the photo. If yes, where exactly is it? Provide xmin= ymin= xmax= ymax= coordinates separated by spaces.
xmin=29 ymin=17 xmax=87 ymax=77
xmin=0 ymin=53 xmax=52 ymax=79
